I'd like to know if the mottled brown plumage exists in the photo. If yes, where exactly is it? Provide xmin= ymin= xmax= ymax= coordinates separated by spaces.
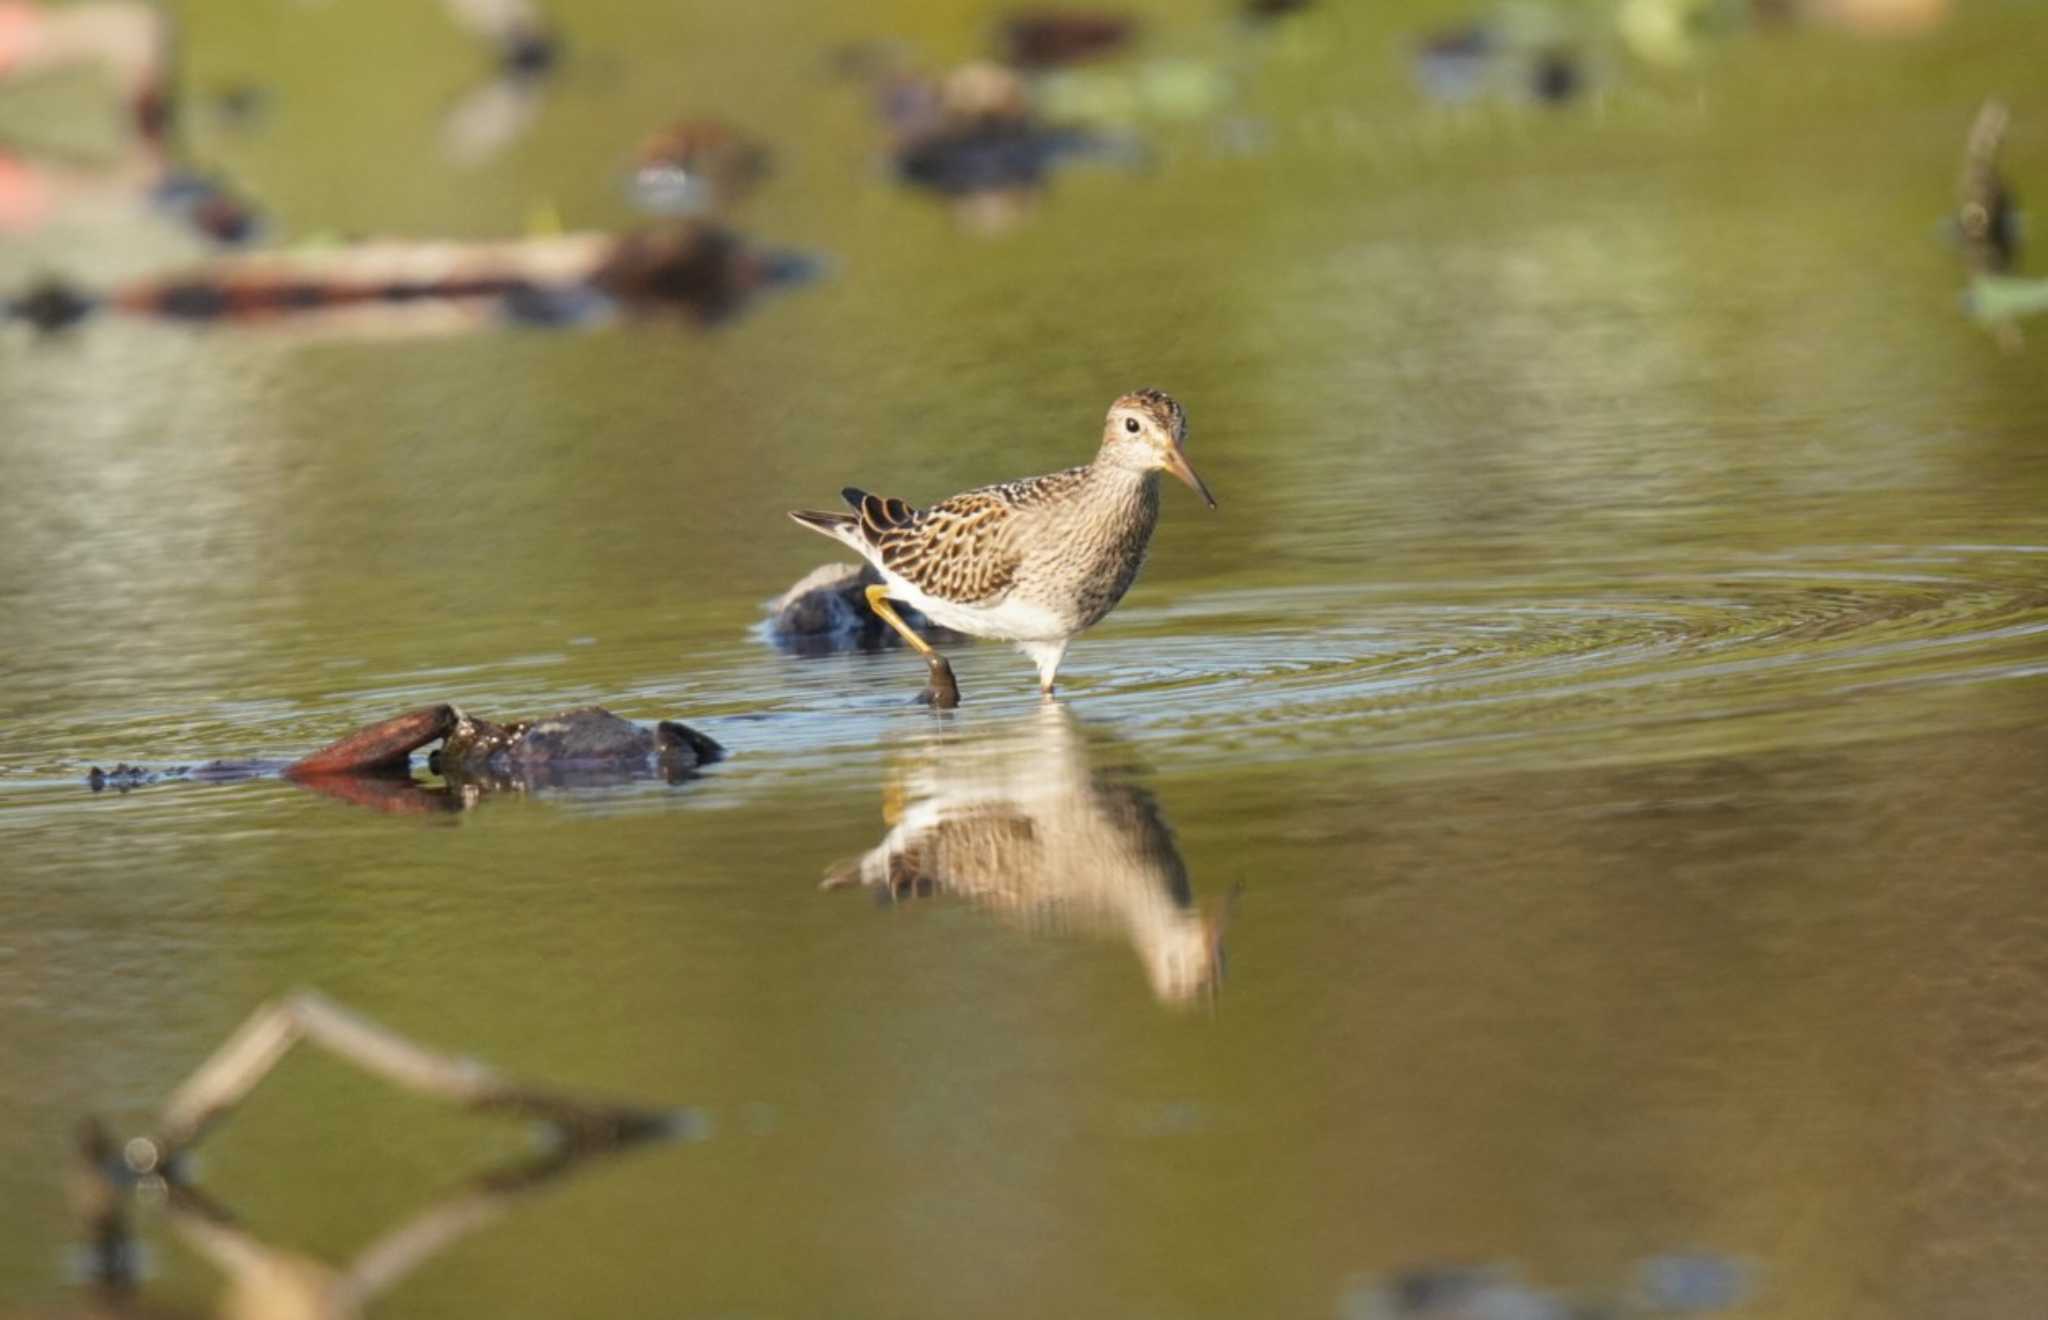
xmin=789 ymin=390 xmax=1213 ymax=703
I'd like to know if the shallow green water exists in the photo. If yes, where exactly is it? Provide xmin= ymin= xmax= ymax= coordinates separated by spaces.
xmin=3 ymin=1 xmax=2047 ymax=1316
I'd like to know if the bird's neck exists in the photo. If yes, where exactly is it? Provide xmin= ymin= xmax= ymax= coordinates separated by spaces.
xmin=1077 ymin=458 xmax=1161 ymax=553
xmin=1084 ymin=455 xmax=1157 ymax=501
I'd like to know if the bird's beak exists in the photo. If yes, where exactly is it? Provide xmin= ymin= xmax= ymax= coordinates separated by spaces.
xmin=1163 ymin=446 xmax=1217 ymax=508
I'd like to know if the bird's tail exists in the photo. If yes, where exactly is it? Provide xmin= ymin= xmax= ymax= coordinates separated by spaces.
xmin=788 ymin=508 xmax=858 ymax=540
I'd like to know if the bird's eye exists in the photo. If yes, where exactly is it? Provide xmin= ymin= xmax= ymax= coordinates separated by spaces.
xmin=1124 ymin=418 xmax=1140 ymax=434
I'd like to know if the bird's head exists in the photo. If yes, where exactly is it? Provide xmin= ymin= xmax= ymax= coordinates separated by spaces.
xmin=1100 ymin=389 xmax=1215 ymax=508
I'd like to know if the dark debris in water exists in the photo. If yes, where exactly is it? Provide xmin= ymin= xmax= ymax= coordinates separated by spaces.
xmin=766 ymin=562 xmax=965 ymax=656
xmin=85 ymin=704 xmax=724 ymax=812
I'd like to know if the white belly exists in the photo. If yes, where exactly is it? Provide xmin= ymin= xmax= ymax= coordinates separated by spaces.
xmin=880 ymin=568 xmax=1069 ymax=641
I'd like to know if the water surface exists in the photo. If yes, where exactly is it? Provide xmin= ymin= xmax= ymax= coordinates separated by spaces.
xmin=3 ymin=1 xmax=2047 ymax=1315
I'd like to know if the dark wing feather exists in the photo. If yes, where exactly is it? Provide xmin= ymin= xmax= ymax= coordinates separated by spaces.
xmin=835 ymin=484 xmax=1027 ymax=607
xmin=877 ymin=489 xmax=1025 ymax=605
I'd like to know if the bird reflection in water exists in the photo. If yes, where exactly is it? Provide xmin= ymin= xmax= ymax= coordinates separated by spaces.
xmin=826 ymin=705 xmax=1228 ymax=1005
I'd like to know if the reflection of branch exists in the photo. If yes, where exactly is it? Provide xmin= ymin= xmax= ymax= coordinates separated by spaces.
xmin=74 ymin=991 xmax=691 ymax=1317
xmin=154 ymin=991 xmax=672 ymax=1158
xmin=157 ymin=1118 xmax=683 ymax=1315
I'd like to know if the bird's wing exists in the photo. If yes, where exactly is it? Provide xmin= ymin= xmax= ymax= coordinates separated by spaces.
xmin=841 ymin=484 xmax=1025 ymax=606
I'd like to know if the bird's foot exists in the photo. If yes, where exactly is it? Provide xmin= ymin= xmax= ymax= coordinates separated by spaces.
xmin=918 ymin=655 xmax=961 ymax=709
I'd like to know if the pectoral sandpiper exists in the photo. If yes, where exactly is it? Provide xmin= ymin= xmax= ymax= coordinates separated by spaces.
xmin=789 ymin=389 xmax=1214 ymax=707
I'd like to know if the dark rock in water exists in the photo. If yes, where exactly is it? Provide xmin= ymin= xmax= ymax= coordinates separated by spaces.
xmin=10 ymin=279 xmax=98 ymax=332
xmin=895 ymin=119 xmax=1102 ymax=196
xmin=656 ymin=720 xmax=725 ymax=765
xmin=500 ymin=25 xmax=563 ymax=79
xmin=1530 ymin=48 xmax=1582 ymax=104
xmin=999 ymin=11 xmax=1137 ymax=69
xmin=430 ymin=706 xmax=723 ymax=788
xmin=766 ymin=563 xmax=964 ymax=656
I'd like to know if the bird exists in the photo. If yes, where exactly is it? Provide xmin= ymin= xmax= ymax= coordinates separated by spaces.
xmin=789 ymin=389 xmax=1215 ymax=706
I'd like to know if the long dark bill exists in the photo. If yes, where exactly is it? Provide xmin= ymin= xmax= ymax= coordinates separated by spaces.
xmin=1164 ymin=447 xmax=1217 ymax=509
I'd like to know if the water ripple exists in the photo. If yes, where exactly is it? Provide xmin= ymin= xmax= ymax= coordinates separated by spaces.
xmin=3 ymin=546 xmax=2042 ymax=802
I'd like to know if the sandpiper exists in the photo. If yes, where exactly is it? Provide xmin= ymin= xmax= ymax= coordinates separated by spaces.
xmin=789 ymin=389 xmax=1214 ymax=707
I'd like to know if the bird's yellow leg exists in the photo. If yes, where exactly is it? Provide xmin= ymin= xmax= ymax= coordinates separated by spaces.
xmin=864 ymin=584 xmax=937 ymax=659
xmin=864 ymin=584 xmax=960 ymax=707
